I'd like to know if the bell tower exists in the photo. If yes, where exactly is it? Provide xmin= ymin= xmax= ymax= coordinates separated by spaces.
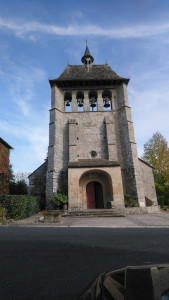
xmin=46 ymin=46 xmax=157 ymax=210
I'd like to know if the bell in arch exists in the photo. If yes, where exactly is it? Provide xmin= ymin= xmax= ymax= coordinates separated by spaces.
xmin=65 ymin=99 xmax=70 ymax=106
xmin=90 ymin=97 xmax=96 ymax=107
xmin=103 ymin=97 xmax=110 ymax=108
xmin=77 ymin=98 xmax=83 ymax=107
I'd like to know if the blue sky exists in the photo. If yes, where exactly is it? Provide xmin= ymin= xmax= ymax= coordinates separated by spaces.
xmin=0 ymin=0 xmax=169 ymax=174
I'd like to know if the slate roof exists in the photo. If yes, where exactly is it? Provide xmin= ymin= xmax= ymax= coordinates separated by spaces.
xmin=81 ymin=45 xmax=94 ymax=64
xmin=84 ymin=45 xmax=92 ymax=57
xmin=68 ymin=159 xmax=120 ymax=168
xmin=49 ymin=64 xmax=129 ymax=86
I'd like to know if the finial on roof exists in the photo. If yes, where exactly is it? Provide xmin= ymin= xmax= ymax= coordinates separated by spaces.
xmin=67 ymin=60 xmax=69 ymax=66
xmin=81 ymin=44 xmax=94 ymax=65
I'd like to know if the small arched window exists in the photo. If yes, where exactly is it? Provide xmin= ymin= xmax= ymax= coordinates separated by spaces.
xmin=76 ymin=91 xmax=84 ymax=112
xmin=89 ymin=90 xmax=98 ymax=112
xmin=64 ymin=92 xmax=72 ymax=112
xmin=102 ymin=90 xmax=112 ymax=111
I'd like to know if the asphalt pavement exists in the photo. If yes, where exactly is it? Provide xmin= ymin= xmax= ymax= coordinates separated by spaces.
xmin=0 ymin=227 xmax=169 ymax=299
xmin=1 ymin=212 xmax=169 ymax=299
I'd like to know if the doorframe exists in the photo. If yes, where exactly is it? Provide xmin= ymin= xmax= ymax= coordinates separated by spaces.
xmin=86 ymin=181 xmax=104 ymax=209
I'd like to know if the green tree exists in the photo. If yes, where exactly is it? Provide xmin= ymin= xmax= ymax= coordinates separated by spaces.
xmin=9 ymin=180 xmax=28 ymax=195
xmin=142 ymin=132 xmax=169 ymax=206
xmin=9 ymin=164 xmax=15 ymax=182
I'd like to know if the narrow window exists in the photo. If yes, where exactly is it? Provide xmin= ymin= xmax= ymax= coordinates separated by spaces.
xmin=90 ymin=98 xmax=98 ymax=112
xmin=64 ymin=92 xmax=72 ymax=112
xmin=77 ymin=91 xmax=84 ymax=112
xmin=65 ymin=100 xmax=72 ymax=112
xmin=102 ymin=90 xmax=112 ymax=111
xmin=103 ymin=97 xmax=112 ymax=111
xmin=89 ymin=91 xmax=98 ymax=112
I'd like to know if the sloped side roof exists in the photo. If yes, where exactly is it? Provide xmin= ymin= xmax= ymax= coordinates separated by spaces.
xmin=28 ymin=160 xmax=47 ymax=178
xmin=49 ymin=64 xmax=129 ymax=85
xmin=0 ymin=137 xmax=13 ymax=149
xmin=138 ymin=158 xmax=155 ymax=169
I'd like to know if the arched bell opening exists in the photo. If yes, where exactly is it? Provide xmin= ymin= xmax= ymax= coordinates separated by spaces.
xmin=102 ymin=89 xmax=112 ymax=111
xmin=76 ymin=91 xmax=84 ymax=112
xmin=89 ymin=90 xmax=98 ymax=112
xmin=79 ymin=169 xmax=113 ymax=209
xmin=64 ymin=92 xmax=72 ymax=112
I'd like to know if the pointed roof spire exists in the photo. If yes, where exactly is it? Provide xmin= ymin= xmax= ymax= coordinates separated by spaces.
xmin=81 ymin=44 xmax=94 ymax=65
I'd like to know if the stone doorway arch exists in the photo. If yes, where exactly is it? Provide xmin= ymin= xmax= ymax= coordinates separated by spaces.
xmin=79 ymin=169 xmax=113 ymax=209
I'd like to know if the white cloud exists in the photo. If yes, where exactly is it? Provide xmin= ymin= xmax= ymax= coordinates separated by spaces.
xmin=0 ymin=119 xmax=48 ymax=172
xmin=1 ymin=16 xmax=169 ymax=40
xmin=0 ymin=56 xmax=48 ymax=172
xmin=128 ymin=84 xmax=169 ymax=157
xmin=0 ymin=63 xmax=46 ymax=117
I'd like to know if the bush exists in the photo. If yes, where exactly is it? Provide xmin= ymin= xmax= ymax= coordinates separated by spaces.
xmin=0 ymin=207 xmax=7 ymax=225
xmin=39 ymin=210 xmax=60 ymax=216
xmin=9 ymin=180 xmax=28 ymax=195
xmin=157 ymin=195 xmax=169 ymax=208
xmin=0 ymin=195 xmax=40 ymax=220
xmin=51 ymin=189 xmax=68 ymax=209
xmin=145 ymin=197 xmax=153 ymax=207
xmin=155 ymin=182 xmax=169 ymax=207
xmin=0 ymin=172 xmax=9 ymax=195
xmin=161 ymin=205 xmax=169 ymax=211
xmin=0 ymin=207 xmax=6 ymax=218
xmin=124 ymin=194 xmax=139 ymax=207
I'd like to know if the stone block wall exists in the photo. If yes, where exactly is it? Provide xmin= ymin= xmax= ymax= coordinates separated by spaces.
xmin=139 ymin=159 xmax=157 ymax=204
xmin=29 ymin=161 xmax=47 ymax=198
xmin=117 ymin=83 xmax=145 ymax=206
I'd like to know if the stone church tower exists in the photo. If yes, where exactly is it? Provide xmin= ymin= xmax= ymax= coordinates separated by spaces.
xmin=44 ymin=45 xmax=157 ymax=210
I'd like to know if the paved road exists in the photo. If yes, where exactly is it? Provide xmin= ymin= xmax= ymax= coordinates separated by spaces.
xmin=0 ymin=227 xmax=169 ymax=299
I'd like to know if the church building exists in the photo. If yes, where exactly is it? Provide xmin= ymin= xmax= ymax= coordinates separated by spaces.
xmin=29 ymin=46 xmax=157 ymax=210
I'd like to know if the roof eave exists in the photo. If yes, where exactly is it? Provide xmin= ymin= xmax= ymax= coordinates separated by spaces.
xmin=49 ymin=77 xmax=129 ymax=87
xmin=0 ymin=138 xmax=13 ymax=150
xmin=138 ymin=158 xmax=155 ymax=169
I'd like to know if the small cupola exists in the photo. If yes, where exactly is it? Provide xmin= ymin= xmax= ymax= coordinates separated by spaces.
xmin=81 ymin=45 xmax=94 ymax=65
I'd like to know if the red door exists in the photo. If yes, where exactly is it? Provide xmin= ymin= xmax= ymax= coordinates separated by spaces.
xmin=86 ymin=182 xmax=96 ymax=209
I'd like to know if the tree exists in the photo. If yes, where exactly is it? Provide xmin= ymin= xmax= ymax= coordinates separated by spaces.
xmin=9 ymin=164 xmax=15 ymax=182
xmin=142 ymin=132 xmax=169 ymax=206
xmin=9 ymin=180 xmax=28 ymax=195
xmin=8 ymin=168 xmax=30 ymax=195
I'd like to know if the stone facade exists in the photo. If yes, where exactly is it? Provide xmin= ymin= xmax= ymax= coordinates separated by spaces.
xmin=139 ymin=159 xmax=157 ymax=204
xmin=30 ymin=46 xmax=157 ymax=210
xmin=29 ymin=161 xmax=47 ymax=199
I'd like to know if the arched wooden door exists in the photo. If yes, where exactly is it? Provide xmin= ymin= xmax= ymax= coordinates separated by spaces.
xmin=86 ymin=182 xmax=104 ymax=209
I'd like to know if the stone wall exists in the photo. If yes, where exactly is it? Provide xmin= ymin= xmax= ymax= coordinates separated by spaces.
xmin=29 ymin=161 xmax=47 ymax=198
xmin=117 ymin=83 xmax=145 ymax=207
xmin=139 ymin=159 xmax=157 ymax=204
xmin=115 ymin=206 xmax=160 ymax=215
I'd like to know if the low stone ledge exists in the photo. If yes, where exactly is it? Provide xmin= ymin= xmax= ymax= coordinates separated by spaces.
xmin=44 ymin=215 xmax=61 ymax=223
xmin=118 ymin=206 xmax=161 ymax=215
xmin=65 ymin=206 xmax=161 ymax=215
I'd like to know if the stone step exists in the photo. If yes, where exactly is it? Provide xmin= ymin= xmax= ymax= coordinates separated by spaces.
xmin=62 ymin=209 xmax=125 ymax=218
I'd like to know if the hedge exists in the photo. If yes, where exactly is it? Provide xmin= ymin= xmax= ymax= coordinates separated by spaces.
xmin=0 ymin=195 xmax=40 ymax=220
xmin=0 ymin=207 xmax=7 ymax=225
